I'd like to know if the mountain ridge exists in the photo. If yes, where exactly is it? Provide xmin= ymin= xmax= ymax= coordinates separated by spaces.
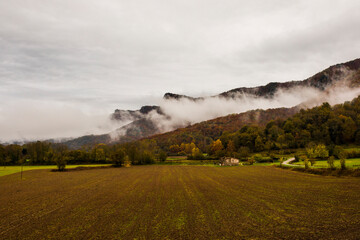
xmin=63 ymin=58 xmax=360 ymax=149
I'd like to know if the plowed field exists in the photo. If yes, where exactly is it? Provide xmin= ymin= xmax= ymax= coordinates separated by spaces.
xmin=1 ymin=166 xmax=360 ymax=239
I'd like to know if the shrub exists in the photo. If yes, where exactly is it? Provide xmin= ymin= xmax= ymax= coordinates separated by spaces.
xmin=54 ymin=155 xmax=66 ymax=171
xmin=255 ymin=156 xmax=273 ymax=163
xmin=327 ymin=156 xmax=335 ymax=170
xmin=53 ymin=144 xmax=68 ymax=171
xmin=238 ymin=147 xmax=250 ymax=160
xmin=247 ymin=158 xmax=255 ymax=165
xmin=340 ymin=158 xmax=346 ymax=170
xmin=279 ymin=157 xmax=285 ymax=167
xmin=192 ymin=147 xmax=204 ymax=160
xmin=124 ymin=156 xmax=131 ymax=167
xmin=142 ymin=151 xmax=155 ymax=164
xmin=333 ymin=146 xmax=344 ymax=159
xmin=269 ymin=153 xmax=279 ymax=161
xmin=112 ymin=148 xmax=126 ymax=167
xmin=253 ymin=154 xmax=262 ymax=162
xmin=339 ymin=150 xmax=348 ymax=170
xmin=178 ymin=151 xmax=186 ymax=156
xmin=304 ymin=158 xmax=309 ymax=170
xmin=310 ymin=159 xmax=316 ymax=166
xmin=158 ymin=151 xmax=167 ymax=162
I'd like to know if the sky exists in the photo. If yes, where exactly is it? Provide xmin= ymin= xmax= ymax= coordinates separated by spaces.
xmin=1 ymin=0 xmax=360 ymax=141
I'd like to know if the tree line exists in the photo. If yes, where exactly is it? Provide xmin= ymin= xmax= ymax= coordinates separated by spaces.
xmin=0 ymin=140 xmax=168 ymax=170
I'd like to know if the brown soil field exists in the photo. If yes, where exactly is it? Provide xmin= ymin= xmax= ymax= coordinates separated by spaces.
xmin=1 ymin=165 xmax=360 ymax=239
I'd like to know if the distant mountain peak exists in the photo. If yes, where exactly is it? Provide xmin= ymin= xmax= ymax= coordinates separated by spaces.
xmin=163 ymin=92 xmax=199 ymax=101
xmin=220 ymin=58 xmax=360 ymax=99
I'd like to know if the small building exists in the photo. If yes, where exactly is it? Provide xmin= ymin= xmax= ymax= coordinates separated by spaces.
xmin=219 ymin=157 xmax=240 ymax=166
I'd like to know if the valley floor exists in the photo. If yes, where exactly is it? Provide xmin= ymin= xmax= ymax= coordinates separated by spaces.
xmin=1 ymin=165 xmax=360 ymax=239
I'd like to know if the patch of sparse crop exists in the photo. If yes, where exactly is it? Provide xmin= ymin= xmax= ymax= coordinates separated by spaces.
xmin=0 ymin=164 xmax=111 ymax=177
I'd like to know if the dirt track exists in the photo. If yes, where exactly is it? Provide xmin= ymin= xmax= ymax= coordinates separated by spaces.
xmin=1 ymin=165 xmax=360 ymax=239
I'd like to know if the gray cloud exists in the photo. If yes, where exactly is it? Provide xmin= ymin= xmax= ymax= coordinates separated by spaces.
xmin=1 ymin=0 xmax=360 ymax=141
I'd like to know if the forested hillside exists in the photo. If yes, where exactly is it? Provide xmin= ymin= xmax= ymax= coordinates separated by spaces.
xmin=146 ymin=107 xmax=299 ymax=150
xmin=149 ymin=96 xmax=360 ymax=157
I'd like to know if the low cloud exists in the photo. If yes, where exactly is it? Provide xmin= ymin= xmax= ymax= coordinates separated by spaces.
xmin=147 ymin=85 xmax=360 ymax=134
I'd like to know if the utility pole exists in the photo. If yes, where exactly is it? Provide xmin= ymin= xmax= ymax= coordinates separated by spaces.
xmin=21 ymin=148 xmax=28 ymax=180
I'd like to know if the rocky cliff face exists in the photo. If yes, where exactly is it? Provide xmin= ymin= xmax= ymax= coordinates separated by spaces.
xmin=221 ymin=59 xmax=360 ymax=98
xmin=111 ymin=105 xmax=162 ymax=122
xmin=163 ymin=93 xmax=199 ymax=101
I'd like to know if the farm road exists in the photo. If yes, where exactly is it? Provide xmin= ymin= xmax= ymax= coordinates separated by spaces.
xmin=282 ymin=157 xmax=299 ymax=167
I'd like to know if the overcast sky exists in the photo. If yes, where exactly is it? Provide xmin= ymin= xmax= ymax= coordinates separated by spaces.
xmin=1 ymin=0 xmax=360 ymax=141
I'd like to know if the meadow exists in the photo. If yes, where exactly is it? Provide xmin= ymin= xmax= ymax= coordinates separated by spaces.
xmin=1 ymin=165 xmax=360 ymax=239
xmin=162 ymin=156 xmax=218 ymax=166
xmin=293 ymin=158 xmax=360 ymax=168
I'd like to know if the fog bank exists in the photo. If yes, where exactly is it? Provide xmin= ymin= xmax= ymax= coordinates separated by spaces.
xmin=148 ymin=86 xmax=360 ymax=133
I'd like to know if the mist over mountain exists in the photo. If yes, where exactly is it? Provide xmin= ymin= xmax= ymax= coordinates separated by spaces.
xmin=63 ymin=58 xmax=360 ymax=149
